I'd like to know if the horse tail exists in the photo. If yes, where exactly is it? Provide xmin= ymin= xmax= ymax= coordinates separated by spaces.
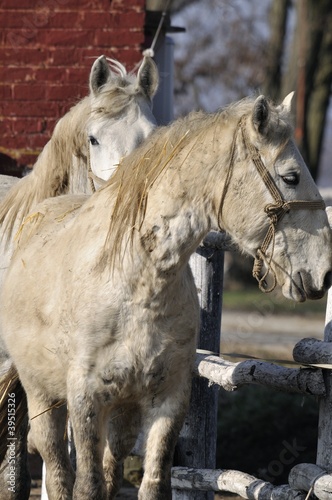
xmin=0 ymin=363 xmax=28 ymax=466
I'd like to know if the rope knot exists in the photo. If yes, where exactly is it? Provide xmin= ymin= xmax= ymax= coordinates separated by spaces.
xmin=252 ymin=253 xmax=263 ymax=279
xmin=142 ymin=48 xmax=155 ymax=58
xmin=265 ymin=202 xmax=283 ymax=216
xmin=264 ymin=202 xmax=289 ymax=224
xmin=253 ymin=250 xmax=277 ymax=293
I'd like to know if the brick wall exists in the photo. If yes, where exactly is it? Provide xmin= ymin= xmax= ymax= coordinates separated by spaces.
xmin=0 ymin=0 xmax=146 ymax=168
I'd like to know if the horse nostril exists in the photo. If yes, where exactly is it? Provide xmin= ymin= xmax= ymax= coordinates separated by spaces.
xmin=324 ymin=271 xmax=332 ymax=290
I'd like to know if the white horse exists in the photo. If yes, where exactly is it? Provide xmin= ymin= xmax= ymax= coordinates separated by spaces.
xmin=0 ymin=54 xmax=158 ymax=499
xmin=0 ymin=93 xmax=331 ymax=499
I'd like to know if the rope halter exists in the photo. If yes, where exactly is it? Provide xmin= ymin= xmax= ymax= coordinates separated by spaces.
xmin=218 ymin=116 xmax=326 ymax=293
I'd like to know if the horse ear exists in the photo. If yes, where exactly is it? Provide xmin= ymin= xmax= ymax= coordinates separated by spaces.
xmin=280 ymin=91 xmax=295 ymax=113
xmin=137 ymin=56 xmax=159 ymax=99
xmin=252 ymin=95 xmax=270 ymax=135
xmin=89 ymin=55 xmax=111 ymax=95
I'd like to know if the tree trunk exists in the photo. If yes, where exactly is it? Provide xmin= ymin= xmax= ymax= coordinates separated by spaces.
xmin=305 ymin=10 xmax=332 ymax=180
xmin=263 ymin=0 xmax=290 ymax=102
xmin=282 ymin=0 xmax=332 ymax=180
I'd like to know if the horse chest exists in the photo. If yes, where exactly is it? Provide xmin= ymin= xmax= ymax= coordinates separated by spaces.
xmin=92 ymin=341 xmax=173 ymax=405
xmin=89 ymin=306 xmax=197 ymax=406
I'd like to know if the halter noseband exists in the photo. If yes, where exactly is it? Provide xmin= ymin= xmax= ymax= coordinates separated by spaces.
xmin=219 ymin=116 xmax=326 ymax=293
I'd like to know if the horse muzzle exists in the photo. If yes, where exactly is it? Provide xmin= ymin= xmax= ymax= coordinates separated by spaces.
xmin=291 ymin=270 xmax=332 ymax=302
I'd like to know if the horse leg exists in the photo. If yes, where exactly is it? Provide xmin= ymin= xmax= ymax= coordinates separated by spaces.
xmin=0 ymin=415 xmax=30 ymax=500
xmin=139 ymin=385 xmax=191 ymax=500
xmin=103 ymin=407 xmax=141 ymax=499
xmin=67 ymin=374 xmax=107 ymax=499
xmin=28 ymin=397 xmax=74 ymax=500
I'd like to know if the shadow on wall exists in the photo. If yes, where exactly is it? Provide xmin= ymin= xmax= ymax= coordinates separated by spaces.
xmin=0 ymin=153 xmax=30 ymax=178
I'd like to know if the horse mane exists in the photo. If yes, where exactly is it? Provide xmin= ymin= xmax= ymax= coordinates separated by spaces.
xmin=103 ymin=95 xmax=292 ymax=267
xmin=0 ymin=67 xmax=144 ymax=243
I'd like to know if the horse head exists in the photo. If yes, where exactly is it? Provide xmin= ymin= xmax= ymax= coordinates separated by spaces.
xmin=219 ymin=93 xmax=332 ymax=302
xmin=87 ymin=55 xmax=159 ymax=187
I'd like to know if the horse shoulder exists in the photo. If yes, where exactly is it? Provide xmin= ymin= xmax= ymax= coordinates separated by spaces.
xmin=14 ymin=195 xmax=88 ymax=250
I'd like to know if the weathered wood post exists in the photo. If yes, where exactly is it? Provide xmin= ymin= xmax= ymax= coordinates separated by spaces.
xmin=316 ymin=286 xmax=332 ymax=469
xmin=173 ymin=234 xmax=225 ymax=499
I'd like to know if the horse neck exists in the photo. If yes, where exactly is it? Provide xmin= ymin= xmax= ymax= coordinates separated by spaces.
xmin=136 ymin=167 xmax=219 ymax=275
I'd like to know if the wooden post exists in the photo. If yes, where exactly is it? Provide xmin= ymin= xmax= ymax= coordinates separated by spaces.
xmin=173 ymin=242 xmax=224 ymax=499
xmin=316 ymin=286 xmax=332 ymax=470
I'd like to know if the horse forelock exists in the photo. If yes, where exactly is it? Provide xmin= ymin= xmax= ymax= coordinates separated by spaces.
xmin=89 ymin=73 xmax=148 ymax=121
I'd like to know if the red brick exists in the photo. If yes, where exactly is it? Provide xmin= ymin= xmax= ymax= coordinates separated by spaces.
xmin=94 ymin=29 xmax=144 ymax=48
xmin=0 ymin=85 xmax=12 ymax=100
xmin=28 ymin=133 xmax=50 ymax=149
xmin=46 ymin=84 xmax=84 ymax=101
xmin=1 ymin=135 xmax=36 ymax=150
xmin=0 ymin=119 xmax=13 ymax=135
xmin=108 ymin=11 xmax=145 ymax=29
xmin=39 ymin=29 xmax=95 ymax=47
xmin=49 ymin=48 xmax=80 ymax=66
xmin=64 ymin=67 xmax=90 ymax=85
xmin=80 ymin=11 xmax=113 ymax=29
xmin=80 ymin=50 xmax=119 ymax=65
xmin=113 ymin=48 xmax=143 ymax=68
xmin=33 ymin=67 xmax=68 ymax=83
xmin=4 ymin=30 xmax=38 ymax=50
xmin=1 ymin=47 xmax=50 ymax=65
xmin=1 ymin=101 xmax=60 ymax=118
xmin=11 ymin=118 xmax=47 ymax=134
xmin=48 ymin=11 xmax=84 ymax=29
xmin=1 ymin=1 xmax=40 ymax=8
xmin=48 ymin=0 xmax=106 ymax=8
xmin=13 ymin=84 xmax=47 ymax=101
xmin=113 ymin=0 xmax=145 ymax=9
xmin=0 ymin=11 xmax=28 ymax=28
xmin=0 ymin=66 xmax=35 ymax=83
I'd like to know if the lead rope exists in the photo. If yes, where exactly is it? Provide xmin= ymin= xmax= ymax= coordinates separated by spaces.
xmin=132 ymin=0 xmax=171 ymax=73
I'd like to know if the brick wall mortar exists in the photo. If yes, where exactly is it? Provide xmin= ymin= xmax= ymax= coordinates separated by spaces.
xmin=0 ymin=0 xmax=146 ymax=167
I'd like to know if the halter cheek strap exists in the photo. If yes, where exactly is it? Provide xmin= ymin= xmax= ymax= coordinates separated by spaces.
xmin=219 ymin=116 xmax=326 ymax=293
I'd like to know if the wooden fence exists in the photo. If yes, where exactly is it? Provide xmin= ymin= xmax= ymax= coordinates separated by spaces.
xmin=171 ymin=231 xmax=332 ymax=500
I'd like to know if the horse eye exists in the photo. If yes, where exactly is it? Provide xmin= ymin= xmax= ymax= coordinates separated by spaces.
xmin=281 ymin=173 xmax=299 ymax=186
xmin=89 ymin=136 xmax=99 ymax=146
